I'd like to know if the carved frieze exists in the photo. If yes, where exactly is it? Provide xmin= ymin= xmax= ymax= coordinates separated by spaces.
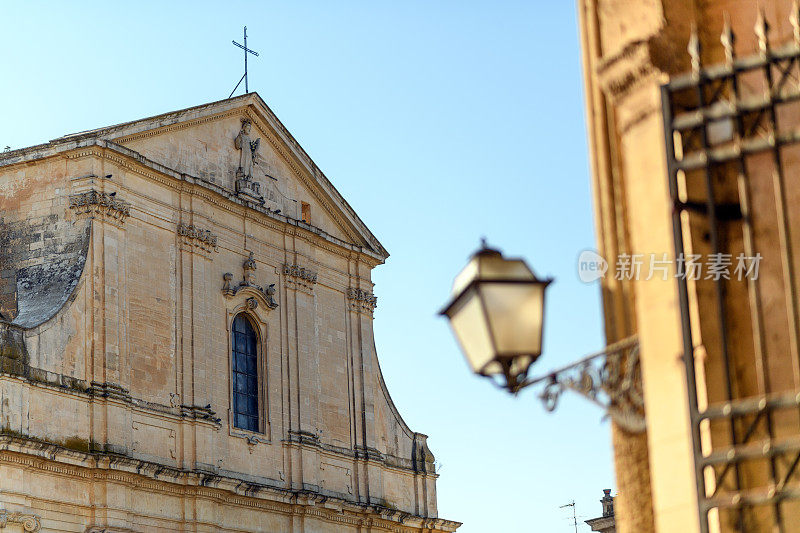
xmin=347 ymin=288 xmax=377 ymax=315
xmin=0 ymin=508 xmax=41 ymax=531
xmin=177 ymin=223 xmax=218 ymax=254
xmin=68 ymin=190 xmax=130 ymax=225
xmin=283 ymin=263 xmax=317 ymax=292
xmin=222 ymin=252 xmax=278 ymax=309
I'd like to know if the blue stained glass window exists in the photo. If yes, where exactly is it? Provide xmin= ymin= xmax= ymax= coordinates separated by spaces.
xmin=232 ymin=314 xmax=259 ymax=432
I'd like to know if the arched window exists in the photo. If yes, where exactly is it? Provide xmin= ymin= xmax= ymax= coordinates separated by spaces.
xmin=231 ymin=313 xmax=259 ymax=432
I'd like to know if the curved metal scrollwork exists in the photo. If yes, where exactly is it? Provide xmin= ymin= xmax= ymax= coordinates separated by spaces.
xmin=523 ymin=337 xmax=644 ymax=433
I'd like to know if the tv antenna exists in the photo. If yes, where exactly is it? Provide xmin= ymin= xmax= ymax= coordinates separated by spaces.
xmin=230 ymin=26 xmax=260 ymax=98
xmin=560 ymin=500 xmax=578 ymax=533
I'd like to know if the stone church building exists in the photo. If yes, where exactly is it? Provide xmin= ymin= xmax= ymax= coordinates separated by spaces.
xmin=0 ymin=94 xmax=459 ymax=532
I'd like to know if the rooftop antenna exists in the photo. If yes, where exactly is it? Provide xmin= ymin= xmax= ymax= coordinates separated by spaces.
xmin=560 ymin=500 xmax=578 ymax=533
xmin=230 ymin=26 xmax=260 ymax=98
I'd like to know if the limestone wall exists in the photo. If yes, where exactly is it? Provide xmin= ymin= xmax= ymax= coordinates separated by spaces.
xmin=0 ymin=98 xmax=454 ymax=531
xmin=580 ymin=1 xmax=800 ymax=532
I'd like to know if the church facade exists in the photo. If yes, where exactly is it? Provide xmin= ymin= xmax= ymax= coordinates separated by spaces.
xmin=0 ymin=94 xmax=459 ymax=532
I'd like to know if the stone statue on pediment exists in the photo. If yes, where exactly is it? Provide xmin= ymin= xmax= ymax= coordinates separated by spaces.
xmin=234 ymin=119 xmax=260 ymax=180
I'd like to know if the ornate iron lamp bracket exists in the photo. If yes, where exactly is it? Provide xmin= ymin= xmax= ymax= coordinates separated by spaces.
xmin=519 ymin=336 xmax=645 ymax=433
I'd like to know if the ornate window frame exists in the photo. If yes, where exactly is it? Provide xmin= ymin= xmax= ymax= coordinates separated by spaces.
xmin=225 ymin=295 xmax=272 ymax=444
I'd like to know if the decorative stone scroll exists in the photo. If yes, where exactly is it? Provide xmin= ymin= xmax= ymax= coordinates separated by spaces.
xmin=0 ymin=509 xmax=41 ymax=531
xmin=68 ymin=190 xmax=130 ymax=225
xmin=177 ymin=223 xmax=218 ymax=254
xmin=222 ymin=252 xmax=278 ymax=309
xmin=347 ymin=288 xmax=377 ymax=315
xmin=283 ymin=263 xmax=317 ymax=292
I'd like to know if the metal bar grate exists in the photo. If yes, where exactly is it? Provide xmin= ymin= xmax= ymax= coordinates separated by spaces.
xmin=663 ymin=9 xmax=800 ymax=532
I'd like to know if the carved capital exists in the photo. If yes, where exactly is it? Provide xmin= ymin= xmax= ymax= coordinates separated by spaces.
xmin=347 ymin=288 xmax=378 ymax=315
xmin=283 ymin=263 xmax=317 ymax=293
xmin=68 ymin=190 xmax=130 ymax=225
xmin=596 ymin=40 xmax=664 ymax=134
xmin=177 ymin=223 xmax=218 ymax=254
xmin=0 ymin=509 xmax=41 ymax=531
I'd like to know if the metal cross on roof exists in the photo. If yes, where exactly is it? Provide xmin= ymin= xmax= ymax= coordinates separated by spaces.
xmin=229 ymin=26 xmax=259 ymax=98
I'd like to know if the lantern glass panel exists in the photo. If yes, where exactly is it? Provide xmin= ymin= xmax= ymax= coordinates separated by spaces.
xmin=446 ymin=285 xmax=495 ymax=374
xmin=478 ymin=281 xmax=546 ymax=358
xmin=480 ymin=255 xmax=534 ymax=280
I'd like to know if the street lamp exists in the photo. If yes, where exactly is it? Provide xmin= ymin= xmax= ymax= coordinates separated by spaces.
xmin=439 ymin=240 xmax=552 ymax=393
xmin=440 ymin=241 xmax=645 ymax=432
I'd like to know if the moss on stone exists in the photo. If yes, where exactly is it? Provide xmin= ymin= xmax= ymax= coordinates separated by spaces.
xmin=0 ymin=426 xmax=25 ymax=438
xmin=0 ymin=427 xmax=96 ymax=455
xmin=0 ymin=344 xmax=24 ymax=360
xmin=61 ymin=436 xmax=91 ymax=453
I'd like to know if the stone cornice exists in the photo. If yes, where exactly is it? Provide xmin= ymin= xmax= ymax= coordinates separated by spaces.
xmin=113 ymin=109 xmax=243 ymax=145
xmin=0 ymin=444 xmax=461 ymax=532
xmin=245 ymin=108 xmax=363 ymax=245
xmin=0 ymin=93 xmax=389 ymax=261
xmin=0 ymin=368 xmax=434 ymax=478
xmin=0 ymin=366 xmax=221 ymax=428
xmin=0 ymin=139 xmax=384 ymax=267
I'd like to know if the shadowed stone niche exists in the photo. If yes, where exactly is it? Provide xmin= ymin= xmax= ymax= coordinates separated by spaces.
xmin=0 ymin=201 xmax=90 ymax=326
xmin=0 ymin=322 xmax=27 ymax=374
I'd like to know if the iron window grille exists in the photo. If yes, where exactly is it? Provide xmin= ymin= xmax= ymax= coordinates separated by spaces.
xmin=663 ymin=10 xmax=800 ymax=532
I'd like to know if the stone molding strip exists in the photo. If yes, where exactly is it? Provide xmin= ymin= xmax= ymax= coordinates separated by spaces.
xmin=0 ymin=443 xmax=461 ymax=532
xmin=0 ymin=94 xmax=388 ymax=260
xmin=40 ymin=140 xmax=385 ymax=267
xmin=0 ymin=362 xmax=431 ymax=476
xmin=0 ymin=360 xmax=221 ymax=427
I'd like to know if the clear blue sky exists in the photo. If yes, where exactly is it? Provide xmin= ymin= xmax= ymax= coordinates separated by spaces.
xmin=1 ymin=2 xmax=612 ymax=531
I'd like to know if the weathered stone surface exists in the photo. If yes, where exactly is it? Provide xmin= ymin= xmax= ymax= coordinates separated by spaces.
xmin=580 ymin=1 xmax=800 ymax=532
xmin=0 ymin=94 xmax=458 ymax=532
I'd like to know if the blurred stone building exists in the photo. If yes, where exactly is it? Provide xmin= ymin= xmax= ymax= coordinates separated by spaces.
xmin=585 ymin=489 xmax=616 ymax=533
xmin=0 ymin=94 xmax=459 ymax=532
xmin=580 ymin=1 xmax=800 ymax=532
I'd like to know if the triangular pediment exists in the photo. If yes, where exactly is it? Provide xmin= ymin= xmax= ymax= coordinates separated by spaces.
xmin=56 ymin=94 xmax=387 ymax=259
